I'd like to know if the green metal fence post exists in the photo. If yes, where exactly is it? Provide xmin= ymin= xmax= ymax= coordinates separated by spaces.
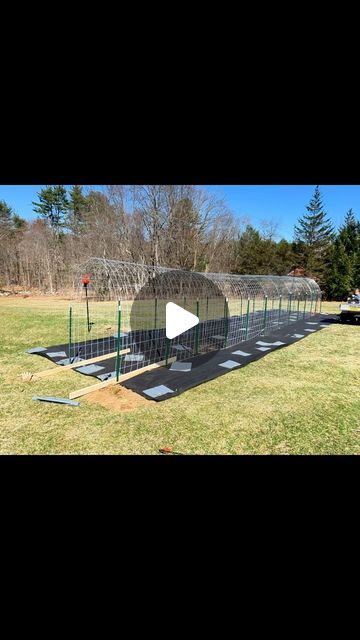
xmin=195 ymin=299 xmax=200 ymax=355
xmin=206 ymin=296 xmax=209 ymax=322
xmin=115 ymin=301 xmax=122 ymax=382
xmin=245 ymin=298 xmax=250 ymax=340
xmin=303 ymin=293 xmax=307 ymax=319
xmin=288 ymin=292 xmax=292 ymax=323
xmin=165 ymin=337 xmax=170 ymax=366
xmin=224 ymin=297 xmax=229 ymax=348
xmin=68 ymin=306 xmax=72 ymax=364
xmin=263 ymin=296 xmax=268 ymax=335
xmin=310 ymin=294 xmax=313 ymax=317
xmin=154 ymin=297 xmax=158 ymax=330
xmin=278 ymin=295 xmax=282 ymax=327
xmin=297 ymin=294 xmax=300 ymax=320
xmin=183 ymin=296 xmax=186 ymax=310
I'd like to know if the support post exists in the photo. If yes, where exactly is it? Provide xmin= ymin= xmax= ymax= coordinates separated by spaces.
xmin=288 ymin=293 xmax=292 ymax=323
xmin=195 ymin=298 xmax=200 ymax=355
xmin=278 ymin=295 xmax=282 ymax=327
xmin=206 ymin=296 xmax=209 ymax=322
xmin=303 ymin=293 xmax=307 ymax=319
xmin=154 ymin=297 xmax=158 ymax=330
xmin=310 ymin=294 xmax=313 ymax=317
xmin=245 ymin=298 xmax=250 ymax=340
xmin=263 ymin=296 xmax=268 ymax=335
xmin=223 ymin=297 xmax=229 ymax=348
xmin=68 ymin=306 xmax=72 ymax=364
xmin=320 ymin=295 xmax=323 ymax=314
xmin=183 ymin=296 xmax=186 ymax=310
xmin=115 ymin=301 xmax=122 ymax=382
xmin=85 ymin=284 xmax=91 ymax=332
xmin=297 ymin=294 xmax=300 ymax=319
xmin=165 ymin=337 xmax=170 ymax=366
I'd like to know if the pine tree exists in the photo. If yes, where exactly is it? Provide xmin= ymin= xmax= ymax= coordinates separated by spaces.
xmin=338 ymin=208 xmax=360 ymax=291
xmin=323 ymin=209 xmax=360 ymax=299
xmin=32 ymin=185 xmax=69 ymax=234
xmin=294 ymin=186 xmax=334 ymax=282
xmin=0 ymin=200 xmax=26 ymax=239
xmin=67 ymin=185 xmax=89 ymax=233
xmin=339 ymin=208 xmax=360 ymax=253
xmin=353 ymin=249 xmax=360 ymax=290
xmin=325 ymin=239 xmax=353 ymax=300
xmin=0 ymin=199 xmax=13 ymax=231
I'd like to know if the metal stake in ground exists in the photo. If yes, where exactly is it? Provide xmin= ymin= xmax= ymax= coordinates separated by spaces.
xmin=116 ymin=301 xmax=122 ymax=382
xmin=82 ymin=274 xmax=94 ymax=333
xmin=245 ymin=298 xmax=250 ymax=340
xmin=262 ymin=295 xmax=268 ymax=335
xmin=223 ymin=297 xmax=229 ymax=348
xmin=278 ymin=294 xmax=282 ymax=327
xmin=195 ymin=298 xmax=200 ymax=355
xmin=68 ymin=306 xmax=73 ymax=364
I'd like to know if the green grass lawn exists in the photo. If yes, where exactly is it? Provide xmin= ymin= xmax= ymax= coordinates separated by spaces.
xmin=0 ymin=298 xmax=359 ymax=455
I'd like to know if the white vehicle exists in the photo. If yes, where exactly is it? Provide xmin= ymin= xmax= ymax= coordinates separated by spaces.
xmin=339 ymin=294 xmax=360 ymax=324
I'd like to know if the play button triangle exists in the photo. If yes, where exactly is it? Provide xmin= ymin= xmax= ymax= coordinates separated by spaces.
xmin=166 ymin=302 xmax=199 ymax=340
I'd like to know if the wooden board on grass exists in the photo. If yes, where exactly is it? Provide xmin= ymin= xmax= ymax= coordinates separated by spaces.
xmin=69 ymin=357 xmax=177 ymax=400
xmin=33 ymin=348 xmax=130 ymax=379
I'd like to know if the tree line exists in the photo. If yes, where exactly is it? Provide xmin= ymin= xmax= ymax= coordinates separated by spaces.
xmin=0 ymin=185 xmax=359 ymax=299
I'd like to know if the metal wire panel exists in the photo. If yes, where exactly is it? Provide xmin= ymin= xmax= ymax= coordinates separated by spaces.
xmin=75 ymin=258 xmax=321 ymax=303
xmin=69 ymin=258 xmax=322 ymax=374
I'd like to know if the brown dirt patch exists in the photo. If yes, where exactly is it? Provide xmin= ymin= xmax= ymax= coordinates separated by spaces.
xmin=84 ymin=384 xmax=151 ymax=412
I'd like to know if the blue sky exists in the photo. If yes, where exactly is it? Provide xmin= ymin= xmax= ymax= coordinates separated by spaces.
xmin=1 ymin=184 xmax=359 ymax=241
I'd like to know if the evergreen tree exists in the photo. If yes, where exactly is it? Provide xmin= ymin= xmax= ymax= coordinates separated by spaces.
xmin=323 ymin=209 xmax=360 ymax=299
xmin=32 ymin=185 xmax=69 ymax=234
xmin=353 ymin=249 xmax=360 ymax=290
xmin=339 ymin=208 xmax=360 ymax=291
xmin=67 ymin=185 xmax=89 ymax=233
xmin=0 ymin=199 xmax=13 ymax=232
xmin=233 ymin=225 xmax=264 ymax=274
xmin=325 ymin=238 xmax=353 ymax=300
xmin=0 ymin=200 xmax=26 ymax=238
xmin=338 ymin=208 xmax=360 ymax=254
xmin=273 ymin=239 xmax=297 ymax=275
xmin=294 ymin=186 xmax=334 ymax=281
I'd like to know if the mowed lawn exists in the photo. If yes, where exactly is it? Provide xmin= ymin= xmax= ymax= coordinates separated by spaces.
xmin=0 ymin=297 xmax=359 ymax=455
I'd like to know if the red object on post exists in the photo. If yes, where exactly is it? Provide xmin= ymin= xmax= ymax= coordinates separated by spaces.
xmin=82 ymin=274 xmax=90 ymax=287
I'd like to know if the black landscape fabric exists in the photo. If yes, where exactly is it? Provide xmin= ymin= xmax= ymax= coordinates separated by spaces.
xmin=27 ymin=313 xmax=339 ymax=401
xmin=123 ymin=313 xmax=338 ymax=401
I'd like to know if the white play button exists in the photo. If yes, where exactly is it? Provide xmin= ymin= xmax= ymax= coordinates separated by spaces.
xmin=166 ymin=302 xmax=199 ymax=340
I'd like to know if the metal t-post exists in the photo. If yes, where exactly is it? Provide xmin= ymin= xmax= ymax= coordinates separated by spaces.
xmin=165 ymin=337 xmax=170 ymax=366
xmin=288 ymin=293 xmax=292 ymax=324
xmin=263 ymin=296 xmax=268 ymax=335
xmin=278 ymin=295 xmax=282 ymax=327
xmin=195 ymin=299 xmax=200 ymax=355
xmin=68 ymin=306 xmax=72 ymax=364
xmin=115 ymin=301 xmax=122 ymax=382
xmin=223 ymin=297 xmax=229 ymax=348
xmin=245 ymin=298 xmax=250 ymax=340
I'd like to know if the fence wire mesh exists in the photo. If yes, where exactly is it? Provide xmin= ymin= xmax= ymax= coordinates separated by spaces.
xmin=67 ymin=259 xmax=321 ymax=377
